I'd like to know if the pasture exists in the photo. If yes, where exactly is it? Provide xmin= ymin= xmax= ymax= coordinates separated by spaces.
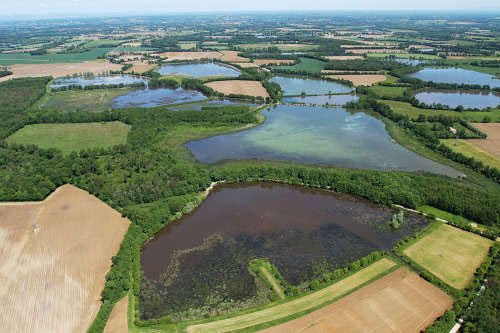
xmin=38 ymin=88 xmax=134 ymax=113
xmin=368 ymin=85 xmax=409 ymax=98
xmin=261 ymin=268 xmax=453 ymax=333
xmin=0 ymin=185 xmax=130 ymax=333
xmin=271 ymin=57 xmax=325 ymax=74
xmin=254 ymin=59 xmax=295 ymax=66
xmin=0 ymin=48 xmax=114 ymax=65
xmin=441 ymin=139 xmax=500 ymax=170
xmin=403 ymin=223 xmax=493 ymax=289
xmin=6 ymin=121 xmax=130 ymax=154
xmin=204 ymin=80 xmax=269 ymax=98
xmin=379 ymin=100 xmax=500 ymax=122
xmin=467 ymin=123 xmax=500 ymax=157
xmin=186 ymin=258 xmax=396 ymax=333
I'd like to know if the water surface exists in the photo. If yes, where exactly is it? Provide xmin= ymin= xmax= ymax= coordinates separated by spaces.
xmin=158 ymin=63 xmax=240 ymax=77
xmin=415 ymin=90 xmax=500 ymax=109
xmin=50 ymin=75 xmax=147 ymax=89
xmin=283 ymin=94 xmax=358 ymax=105
xmin=409 ymin=68 xmax=500 ymax=87
xmin=140 ymin=182 xmax=428 ymax=319
xmin=112 ymin=87 xmax=207 ymax=108
xmin=270 ymin=76 xmax=353 ymax=96
xmin=187 ymin=105 xmax=461 ymax=177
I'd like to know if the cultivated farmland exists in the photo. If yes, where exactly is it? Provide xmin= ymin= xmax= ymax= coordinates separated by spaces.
xmin=325 ymin=74 xmax=387 ymax=86
xmin=0 ymin=60 xmax=122 ymax=82
xmin=186 ymin=258 xmax=396 ymax=333
xmin=0 ymin=185 xmax=130 ymax=333
xmin=104 ymin=296 xmax=129 ymax=333
xmin=466 ymin=123 xmax=500 ymax=157
xmin=157 ymin=51 xmax=222 ymax=61
xmin=403 ymin=223 xmax=493 ymax=289
xmin=205 ymin=80 xmax=270 ymax=98
xmin=261 ymin=268 xmax=453 ymax=333
xmin=6 ymin=121 xmax=130 ymax=154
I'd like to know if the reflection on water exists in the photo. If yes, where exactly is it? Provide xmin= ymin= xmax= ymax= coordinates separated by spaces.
xmin=409 ymin=68 xmax=500 ymax=87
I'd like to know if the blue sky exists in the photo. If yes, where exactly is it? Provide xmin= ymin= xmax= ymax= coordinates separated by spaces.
xmin=3 ymin=0 xmax=499 ymax=19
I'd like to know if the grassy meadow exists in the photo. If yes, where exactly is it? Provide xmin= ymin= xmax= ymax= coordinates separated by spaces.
xmin=403 ymin=223 xmax=493 ymax=289
xmin=272 ymin=57 xmax=325 ymax=74
xmin=440 ymin=139 xmax=500 ymax=170
xmin=6 ymin=121 xmax=130 ymax=154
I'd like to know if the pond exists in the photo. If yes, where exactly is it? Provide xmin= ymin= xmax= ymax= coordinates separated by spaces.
xmin=414 ymin=90 xmax=500 ymax=109
xmin=270 ymin=76 xmax=353 ymax=96
xmin=409 ymin=67 xmax=500 ymax=88
xmin=140 ymin=182 xmax=428 ymax=319
xmin=169 ymin=99 xmax=258 ymax=111
xmin=283 ymin=94 xmax=358 ymax=106
xmin=112 ymin=87 xmax=207 ymax=108
xmin=50 ymin=74 xmax=147 ymax=89
xmin=158 ymin=62 xmax=240 ymax=78
xmin=186 ymin=105 xmax=462 ymax=177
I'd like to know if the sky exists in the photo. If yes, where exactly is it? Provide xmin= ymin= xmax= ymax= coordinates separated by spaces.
xmin=2 ymin=0 xmax=500 ymax=19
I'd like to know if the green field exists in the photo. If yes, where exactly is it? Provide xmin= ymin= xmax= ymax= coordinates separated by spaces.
xmin=441 ymin=139 xmax=500 ymax=170
xmin=368 ymin=85 xmax=408 ymax=98
xmin=178 ymin=42 xmax=197 ymax=50
xmin=37 ymin=88 xmax=133 ymax=113
xmin=237 ymin=43 xmax=319 ymax=51
xmin=271 ymin=57 xmax=325 ymax=74
xmin=366 ymin=53 xmax=441 ymax=60
xmin=403 ymin=223 xmax=493 ymax=289
xmin=6 ymin=121 xmax=130 ymax=154
xmin=0 ymin=48 xmax=114 ymax=65
xmin=380 ymin=100 xmax=500 ymax=122
xmin=83 ymin=39 xmax=124 ymax=48
xmin=186 ymin=258 xmax=396 ymax=333
xmin=417 ymin=205 xmax=489 ymax=232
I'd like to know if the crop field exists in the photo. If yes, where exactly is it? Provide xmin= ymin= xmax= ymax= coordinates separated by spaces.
xmin=261 ymin=268 xmax=453 ymax=333
xmin=366 ymin=53 xmax=441 ymax=59
xmin=254 ymin=59 xmax=295 ymax=66
xmin=0 ymin=60 xmax=122 ymax=81
xmin=466 ymin=123 xmax=500 ymax=157
xmin=104 ymin=296 xmax=129 ymax=333
xmin=325 ymin=74 xmax=386 ymax=86
xmin=219 ymin=50 xmax=250 ymax=63
xmin=0 ymin=185 xmax=130 ymax=333
xmin=38 ymin=88 xmax=134 ymax=113
xmin=403 ymin=223 xmax=493 ymax=289
xmin=323 ymin=55 xmax=365 ymax=60
xmin=271 ymin=57 xmax=325 ymax=73
xmin=236 ymin=43 xmax=318 ymax=51
xmin=6 ymin=121 xmax=130 ymax=154
xmin=205 ymin=80 xmax=270 ymax=98
xmin=186 ymin=258 xmax=396 ymax=333
xmin=157 ymin=51 xmax=222 ymax=61
xmin=0 ymin=48 xmax=114 ymax=65
xmin=379 ymin=100 xmax=500 ymax=121
xmin=441 ymin=139 xmax=500 ymax=169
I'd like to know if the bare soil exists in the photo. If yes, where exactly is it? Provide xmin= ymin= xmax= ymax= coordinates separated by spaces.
xmin=0 ymin=185 xmax=130 ymax=333
xmin=325 ymin=74 xmax=387 ymax=86
xmin=260 ymin=268 xmax=453 ymax=333
xmin=104 ymin=296 xmax=129 ymax=333
xmin=467 ymin=123 xmax=500 ymax=157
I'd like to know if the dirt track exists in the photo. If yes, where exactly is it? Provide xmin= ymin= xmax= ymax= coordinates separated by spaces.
xmin=0 ymin=184 xmax=130 ymax=333
xmin=467 ymin=123 xmax=500 ymax=157
xmin=205 ymin=80 xmax=270 ymax=98
xmin=260 ymin=268 xmax=452 ymax=333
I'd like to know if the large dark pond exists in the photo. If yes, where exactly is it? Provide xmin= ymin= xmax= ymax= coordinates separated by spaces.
xmin=186 ymin=105 xmax=461 ymax=177
xmin=414 ymin=90 xmax=500 ymax=109
xmin=158 ymin=63 xmax=240 ymax=77
xmin=409 ymin=67 xmax=500 ymax=88
xmin=112 ymin=87 xmax=207 ymax=108
xmin=140 ymin=182 xmax=428 ymax=319
xmin=50 ymin=74 xmax=147 ymax=89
